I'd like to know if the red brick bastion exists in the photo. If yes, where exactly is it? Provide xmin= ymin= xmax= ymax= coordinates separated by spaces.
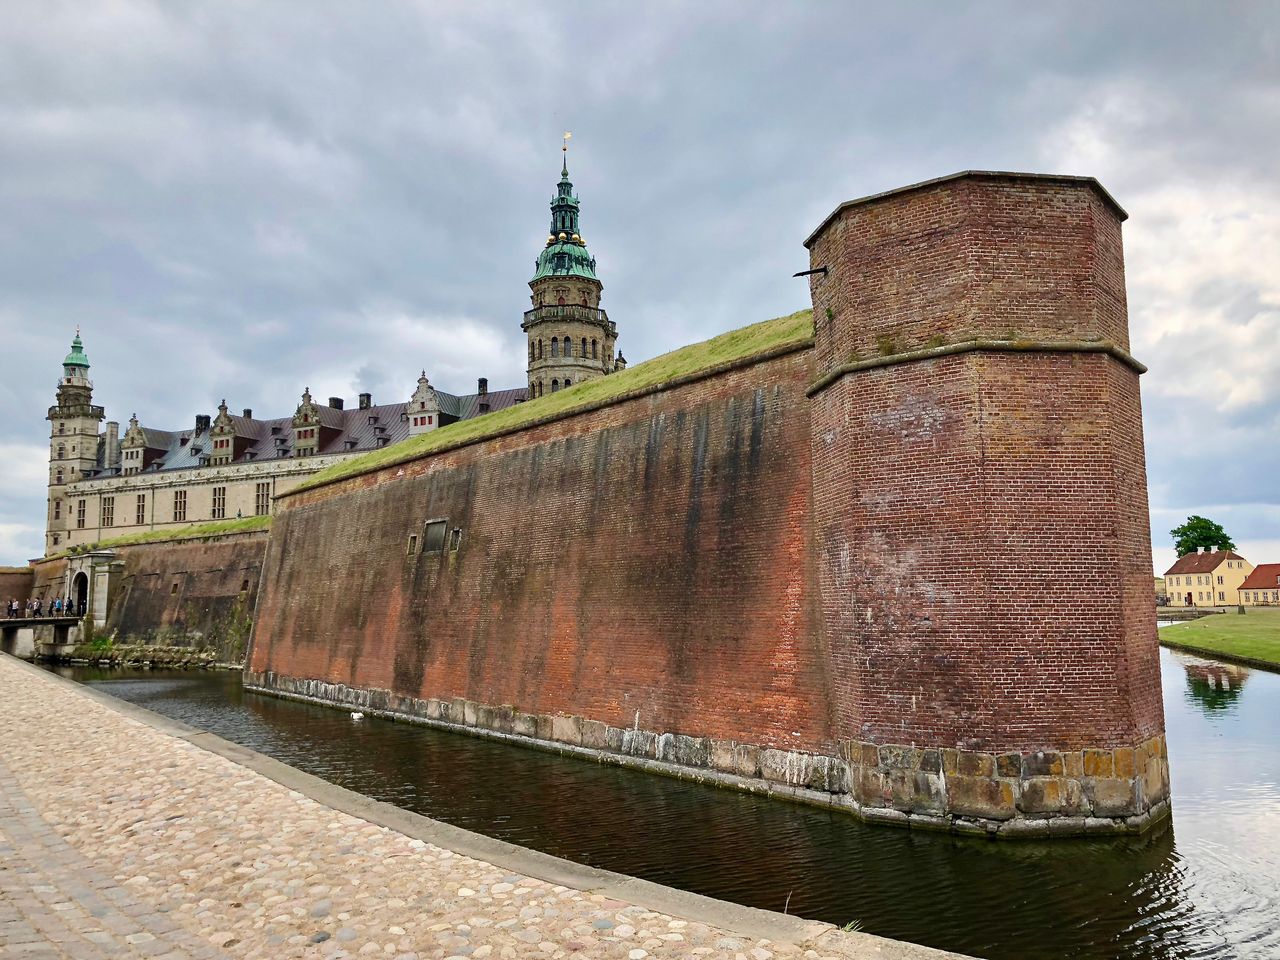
xmin=245 ymin=171 xmax=1168 ymax=838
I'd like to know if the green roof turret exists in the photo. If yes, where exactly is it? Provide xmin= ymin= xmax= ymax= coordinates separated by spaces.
xmin=532 ymin=139 xmax=598 ymax=283
xmin=62 ymin=329 xmax=89 ymax=369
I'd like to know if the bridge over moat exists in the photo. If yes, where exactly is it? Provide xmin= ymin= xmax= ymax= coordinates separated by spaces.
xmin=0 ymin=616 xmax=83 ymax=659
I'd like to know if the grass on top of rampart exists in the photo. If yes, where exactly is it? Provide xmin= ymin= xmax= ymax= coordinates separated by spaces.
xmin=1160 ymin=607 xmax=1280 ymax=670
xmin=292 ymin=308 xmax=815 ymax=495
xmin=49 ymin=515 xmax=272 ymax=559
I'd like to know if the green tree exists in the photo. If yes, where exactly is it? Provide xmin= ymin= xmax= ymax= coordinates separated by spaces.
xmin=1170 ymin=515 xmax=1237 ymax=557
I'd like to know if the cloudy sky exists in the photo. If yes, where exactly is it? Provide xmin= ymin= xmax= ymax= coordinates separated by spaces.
xmin=0 ymin=1 xmax=1276 ymax=571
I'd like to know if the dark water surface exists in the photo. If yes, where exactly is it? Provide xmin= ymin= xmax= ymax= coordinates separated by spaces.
xmin=47 ymin=648 xmax=1280 ymax=960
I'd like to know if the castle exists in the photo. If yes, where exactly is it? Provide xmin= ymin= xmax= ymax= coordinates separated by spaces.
xmin=44 ymin=154 xmax=623 ymax=555
xmin=27 ymin=162 xmax=1168 ymax=839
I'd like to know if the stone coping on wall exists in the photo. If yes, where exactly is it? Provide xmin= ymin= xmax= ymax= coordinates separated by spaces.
xmin=802 ymin=170 xmax=1129 ymax=248
xmin=245 ymin=672 xmax=1172 ymax=840
xmin=807 ymin=338 xmax=1148 ymax=399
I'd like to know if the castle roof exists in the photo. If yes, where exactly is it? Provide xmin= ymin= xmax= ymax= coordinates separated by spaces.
xmin=1239 ymin=564 xmax=1280 ymax=591
xmin=85 ymin=385 xmax=527 ymax=478
xmin=1163 ymin=549 xmax=1247 ymax=576
xmin=532 ymin=157 xmax=599 ymax=283
xmin=63 ymin=332 xmax=89 ymax=369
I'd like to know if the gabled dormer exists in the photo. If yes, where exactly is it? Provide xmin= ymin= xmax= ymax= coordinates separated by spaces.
xmin=209 ymin=400 xmax=243 ymax=465
xmin=407 ymin=371 xmax=440 ymax=437
xmin=120 ymin=414 xmax=165 ymax=475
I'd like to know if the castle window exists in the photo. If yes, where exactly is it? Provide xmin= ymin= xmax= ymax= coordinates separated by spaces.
xmin=174 ymin=489 xmax=187 ymax=522
xmin=564 ymin=378 xmax=572 ymax=387
xmin=254 ymin=482 xmax=270 ymax=516
xmin=171 ymin=582 xmax=178 ymax=595
xmin=581 ymin=337 xmax=587 ymax=356
xmin=538 ymin=340 xmax=544 ymax=359
xmin=135 ymin=493 xmax=146 ymax=526
xmin=56 ymin=444 xmax=65 ymax=459
xmin=55 ymin=468 xmax=64 ymax=485
xmin=552 ymin=379 xmax=560 ymax=392
xmin=211 ymin=486 xmax=226 ymax=520
xmin=76 ymin=499 xmax=85 ymax=528
xmin=592 ymin=339 xmax=598 ymax=358
xmin=406 ymin=535 xmax=417 ymax=556
xmin=450 ymin=528 xmax=462 ymax=551
xmin=423 ymin=519 xmax=447 ymax=553
xmin=101 ymin=496 xmax=114 ymax=528
xmin=529 ymin=342 xmax=535 ymax=362
xmin=53 ymin=499 xmax=61 ymax=520
xmin=551 ymin=337 xmax=559 ymax=358
xmin=558 ymin=296 xmax=565 ymax=305
xmin=57 ymin=422 xmax=65 ymax=434
xmin=564 ymin=339 xmax=573 ymax=358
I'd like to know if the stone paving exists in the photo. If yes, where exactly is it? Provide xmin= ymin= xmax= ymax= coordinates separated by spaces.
xmin=0 ymin=656 xmax=957 ymax=959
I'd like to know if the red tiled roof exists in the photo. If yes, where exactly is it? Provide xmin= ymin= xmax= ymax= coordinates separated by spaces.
xmin=1163 ymin=550 xmax=1247 ymax=576
xmin=1239 ymin=564 xmax=1280 ymax=592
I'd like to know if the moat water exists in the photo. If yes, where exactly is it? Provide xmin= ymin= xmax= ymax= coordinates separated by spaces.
xmin=47 ymin=648 xmax=1280 ymax=960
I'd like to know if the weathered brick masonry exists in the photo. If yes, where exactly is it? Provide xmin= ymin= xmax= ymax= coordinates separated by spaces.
xmin=28 ymin=533 xmax=267 ymax=662
xmin=247 ymin=171 xmax=1168 ymax=838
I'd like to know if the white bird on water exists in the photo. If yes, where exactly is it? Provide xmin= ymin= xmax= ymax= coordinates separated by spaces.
xmin=350 ymin=712 xmax=364 ymax=721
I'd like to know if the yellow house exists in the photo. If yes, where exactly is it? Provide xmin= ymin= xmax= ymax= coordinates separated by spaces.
xmin=1162 ymin=548 xmax=1253 ymax=607
xmin=1239 ymin=564 xmax=1280 ymax=606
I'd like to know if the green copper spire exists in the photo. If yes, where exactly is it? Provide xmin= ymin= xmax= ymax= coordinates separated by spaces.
xmin=533 ymin=145 xmax=598 ymax=283
xmin=62 ymin=329 xmax=89 ymax=369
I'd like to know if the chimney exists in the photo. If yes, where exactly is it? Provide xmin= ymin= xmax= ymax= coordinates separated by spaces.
xmin=242 ymin=408 xmax=253 ymax=419
xmin=478 ymin=377 xmax=488 ymax=396
xmin=195 ymin=414 xmax=211 ymax=433
xmin=1211 ymin=545 xmax=1218 ymax=553
xmin=359 ymin=392 xmax=372 ymax=410
xmin=328 ymin=397 xmax=344 ymax=410
xmin=104 ymin=421 xmax=121 ymax=470
xmin=1197 ymin=546 xmax=1204 ymax=554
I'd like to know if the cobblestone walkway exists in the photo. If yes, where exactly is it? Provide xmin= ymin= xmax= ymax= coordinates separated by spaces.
xmin=0 ymin=657 xmax=955 ymax=959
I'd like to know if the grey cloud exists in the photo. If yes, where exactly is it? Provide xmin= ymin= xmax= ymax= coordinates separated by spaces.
xmin=0 ymin=1 xmax=1277 ymax=563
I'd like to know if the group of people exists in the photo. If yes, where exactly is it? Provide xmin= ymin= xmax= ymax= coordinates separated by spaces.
xmin=5 ymin=597 xmax=80 ymax=619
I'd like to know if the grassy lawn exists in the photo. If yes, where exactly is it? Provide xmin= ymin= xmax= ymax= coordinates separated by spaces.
xmin=1160 ymin=607 xmax=1280 ymax=668
xmin=49 ymin=515 xmax=272 ymax=559
xmin=293 ymin=307 xmax=815 ymax=494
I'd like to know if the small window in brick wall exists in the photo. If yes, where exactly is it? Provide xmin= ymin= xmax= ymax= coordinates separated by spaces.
xmin=450 ymin=528 xmax=462 ymax=551
xmin=406 ymin=534 xmax=418 ymax=556
xmin=171 ymin=582 xmax=178 ymax=595
xmin=423 ymin=520 xmax=447 ymax=553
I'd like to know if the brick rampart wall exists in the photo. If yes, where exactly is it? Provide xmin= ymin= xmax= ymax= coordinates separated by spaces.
xmin=0 ymin=570 xmax=35 ymax=607
xmin=248 ymin=172 xmax=1168 ymax=837
xmin=105 ymin=533 xmax=267 ymax=662
xmin=250 ymin=348 xmax=833 ymax=754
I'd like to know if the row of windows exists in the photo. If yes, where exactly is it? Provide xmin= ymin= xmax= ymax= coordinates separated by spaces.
xmin=1244 ymin=591 xmax=1280 ymax=602
xmin=530 ymin=337 xmax=600 ymax=362
xmin=411 ymin=415 xmax=434 ymax=427
xmin=1168 ymin=574 xmax=1228 ymax=587
xmin=528 ymin=378 xmax=573 ymax=399
xmin=67 ymin=483 xmax=271 ymax=530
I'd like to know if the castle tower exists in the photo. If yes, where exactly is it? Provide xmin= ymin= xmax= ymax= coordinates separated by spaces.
xmin=523 ymin=141 xmax=619 ymax=398
xmin=804 ymin=172 xmax=1168 ymax=832
xmin=45 ymin=331 xmax=104 ymax=554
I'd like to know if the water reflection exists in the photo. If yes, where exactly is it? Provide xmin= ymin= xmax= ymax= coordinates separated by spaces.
xmin=47 ymin=648 xmax=1280 ymax=960
xmin=1182 ymin=658 xmax=1251 ymax=715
